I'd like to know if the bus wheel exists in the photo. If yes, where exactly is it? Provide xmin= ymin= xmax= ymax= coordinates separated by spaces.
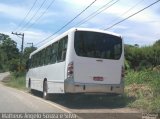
xmin=43 ymin=81 xmax=49 ymax=100
xmin=28 ymin=79 xmax=32 ymax=93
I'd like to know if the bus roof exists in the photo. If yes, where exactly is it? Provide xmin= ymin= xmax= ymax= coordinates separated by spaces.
xmin=29 ymin=28 xmax=122 ymax=58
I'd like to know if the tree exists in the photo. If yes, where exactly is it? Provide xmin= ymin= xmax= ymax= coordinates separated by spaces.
xmin=22 ymin=46 xmax=36 ymax=70
xmin=1 ymin=38 xmax=19 ymax=60
xmin=0 ymin=33 xmax=20 ymax=71
xmin=125 ymin=39 xmax=160 ymax=70
xmin=154 ymin=39 xmax=160 ymax=46
xmin=23 ymin=47 xmax=37 ymax=60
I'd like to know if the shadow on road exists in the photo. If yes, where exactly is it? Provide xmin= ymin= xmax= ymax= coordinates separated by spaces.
xmin=51 ymin=94 xmax=135 ymax=109
xmin=31 ymin=90 xmax=135 ymax=109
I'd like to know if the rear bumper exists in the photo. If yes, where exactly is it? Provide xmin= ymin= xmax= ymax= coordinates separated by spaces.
xmin=64 ymin=78 xmax=124 ymax=94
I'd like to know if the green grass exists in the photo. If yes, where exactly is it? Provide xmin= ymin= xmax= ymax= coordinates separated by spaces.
xmin=125 ymin=69 xmax=160 ymax=113
xmin=4 ymin=72 xmax=26 ymax=90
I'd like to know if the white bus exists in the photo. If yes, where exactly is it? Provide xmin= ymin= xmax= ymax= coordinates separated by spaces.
xmin=26 ymin=28 xmax=124 ymax=99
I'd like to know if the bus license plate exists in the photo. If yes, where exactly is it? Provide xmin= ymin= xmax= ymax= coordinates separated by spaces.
xmin=93 ymin=77 xmax=104 ymax=81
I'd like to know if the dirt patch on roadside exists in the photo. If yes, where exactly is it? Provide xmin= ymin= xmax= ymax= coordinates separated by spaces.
xmin=125 ymin=83 xmax=153 ymax=98
xmin=0 ymin=72 xmax=11 ymax=82
xmin=2 ymin=75 xmax=11 ymax=82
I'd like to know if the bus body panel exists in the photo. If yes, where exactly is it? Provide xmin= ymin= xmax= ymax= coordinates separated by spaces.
xmin=72 ymin=29 xmax=123 ymax=85
xmin=26 ymin=62 xmax=66 ymax=93
xmin=73 ymin=56 xmax=123 ymax=84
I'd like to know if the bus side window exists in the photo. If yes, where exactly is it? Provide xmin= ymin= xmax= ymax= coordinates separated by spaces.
xmin=45 ymin=46 xmax=51 ymax=65
xmin=26 ymin=59 xmax=31 ymax=70
xmin=36 ymin=53 xmax=39 ymax=67
xmin=49 ymin=45 xmax=53 ymax=64
xmin=57 ymin=36 xmax=68 ymax=62
xmin=35 ymin=53 xmax=37 ymax=67
xmin=50 ymin=42 xmax=58 ymax=64
xmin=39 ymin=51 xmax=42 ymax=66
xmin=41 ymin=49 xmax=45 ymax=66
xmin=62 ymin=37 xmax=68 ymax=61
xmin=32 ymin=55 xmax=34 ymax=68
xmin=57 ymin=40 xmax=62 ymax=62
xmin=30 ymin=57 xmax=33 ymax=68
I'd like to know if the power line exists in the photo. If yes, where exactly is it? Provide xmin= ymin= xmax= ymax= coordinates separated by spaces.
xmin=15 ymin=0 xmax=38 ymax=31
xmin=104 ymin=0 xmax=160 ymax=30
xmin=76 ymin=0 xmax=119 ymax=27
xmin=75 ymin=0 xmax=115 ymax=27
xmin=20 ymin=0 xmax=47 ymax=31
xmin=101 ymin=0 xmax=145 ymax=29
xmin=24 ymin=0 xmax=56 ymax=31
xmin=35 ymin=0 xmax=97 ymax=46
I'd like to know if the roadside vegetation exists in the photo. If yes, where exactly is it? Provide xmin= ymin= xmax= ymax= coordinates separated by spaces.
xmin=0 ymin=33 xmax=36 ymax=73
xmin=2 ymin=72 xmax=26 ymax=90
xmin=0 ymin=33 xmax=160 ymax=113
xmin=125 ymin=69 xmax=160 ymax=113
xmin=0 ymin=33 xmax=35 ymax=90
xmin=124 ymin=40 xmax=160 ymax=113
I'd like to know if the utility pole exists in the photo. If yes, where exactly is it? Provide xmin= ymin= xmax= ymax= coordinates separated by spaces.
xmin=27 ymin=42 xmax=33 ymax=48
xmin=11 ymin=32 xmax=24 ymax=53
xmin=11 ymin=32 xmax=24 ymax=71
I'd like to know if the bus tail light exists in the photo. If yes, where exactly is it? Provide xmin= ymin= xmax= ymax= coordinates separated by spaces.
xmin=67 ymin=62 xmax=74 ymax=78
xmin=121 ymin=66 xmax=125 ymax=78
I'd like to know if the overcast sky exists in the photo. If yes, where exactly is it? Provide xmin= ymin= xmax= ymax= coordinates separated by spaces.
xmin=0 ymin=0 xmax=160 ymax=49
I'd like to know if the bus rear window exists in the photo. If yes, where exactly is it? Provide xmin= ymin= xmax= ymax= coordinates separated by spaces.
xmin=74 ymin=31 xmax=122 ymax=60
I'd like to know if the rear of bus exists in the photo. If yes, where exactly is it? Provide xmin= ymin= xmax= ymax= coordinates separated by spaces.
xmin=64 ymin=28 xmax=124 ymax=95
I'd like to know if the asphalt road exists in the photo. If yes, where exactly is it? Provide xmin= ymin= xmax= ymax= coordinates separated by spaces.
xmin=0 ymin=83 xmax=70 ymax=113
xmin=0 ymin=72 xmax=142 ymax=119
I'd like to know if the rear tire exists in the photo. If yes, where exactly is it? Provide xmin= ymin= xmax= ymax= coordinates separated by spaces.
xmin=28 ymin=79 xmax=32 ymax=93
xmin=43 ymin=81 xmax=49 ymax=100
